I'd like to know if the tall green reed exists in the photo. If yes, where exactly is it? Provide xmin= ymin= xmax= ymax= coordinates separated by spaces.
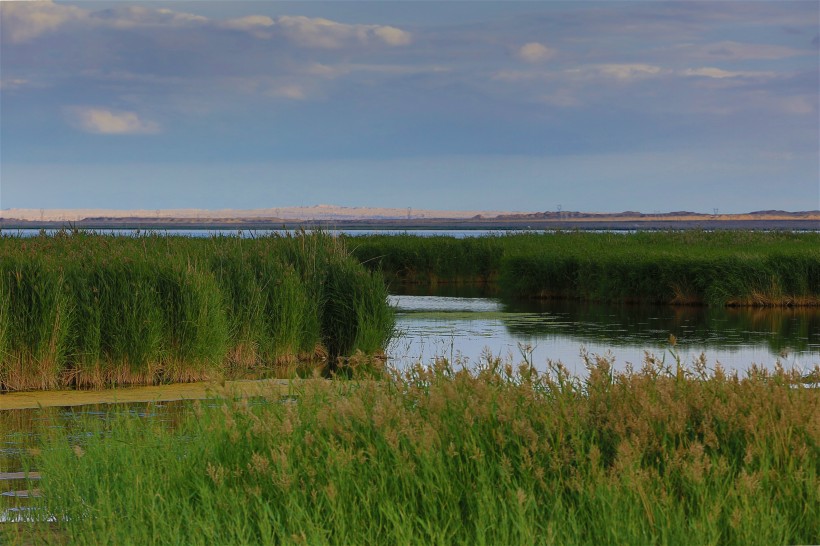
xmin=0 ymin=258 xmax=72 ymax=390
xmin=0 ymin=231 xmax=394 ymax=391
xmin=350 ymin=231 xmax=820 ymax=306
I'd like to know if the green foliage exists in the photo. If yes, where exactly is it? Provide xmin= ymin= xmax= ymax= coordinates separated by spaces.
xmin=322 ymin=257 xmax=395 ymax=361
xmin=350 ymin=231 xmax=820 ymax=306
xmin=349 ymin=233 xmax=503 ymax=285
xmin=0 ymin=231 xmax=394 ymax=390
xmin=17 ymin=357 xmax=820 ymax=545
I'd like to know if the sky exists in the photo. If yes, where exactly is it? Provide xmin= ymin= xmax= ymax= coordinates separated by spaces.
xmin=1 ymin=1 xmax=818 ymax=214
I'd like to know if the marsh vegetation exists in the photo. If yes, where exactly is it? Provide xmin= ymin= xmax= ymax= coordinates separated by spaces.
xmin=1 ymin=229 xmax=818 ymax=543
xmin=5 ymin=355 xmax=818 ymax=544
xmin=0 ymin=232 xmax=394 ymax=391
xmin=350 ymin=230 xmax=820 ymax=306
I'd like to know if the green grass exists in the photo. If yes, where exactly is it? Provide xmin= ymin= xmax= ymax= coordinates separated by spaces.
xmin=0 ymin=231 xmax=394 ymax=391
xmin=9 ymin=355 xmax=819 ymax=545
xmin=349 ymin=231 xmax=820 ymax=306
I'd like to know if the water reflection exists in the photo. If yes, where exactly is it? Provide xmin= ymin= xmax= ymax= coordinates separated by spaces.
xmin=388 ymin=292 xmax=820 ymax=374
xmin=500 ymin=299 xmax=820 ymax=354
xmin=0 ymin=402 xmax=181 ymax=478
xmin=0 ymin=397 xmax=277 ymax=476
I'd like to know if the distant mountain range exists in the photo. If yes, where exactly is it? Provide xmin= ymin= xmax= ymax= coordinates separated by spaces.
xmin=494 ymin=210 xmax=820 ymax=220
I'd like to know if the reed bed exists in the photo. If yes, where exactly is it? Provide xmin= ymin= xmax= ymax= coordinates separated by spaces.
xmin=0 ymin=231 xmax=394 ymax=391
xmin=349 ymin=230 xmax=820 ymax=306
xmin=11 ymin=354 xmax=819 ymax=545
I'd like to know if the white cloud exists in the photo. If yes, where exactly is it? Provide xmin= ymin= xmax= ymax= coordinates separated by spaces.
xmin=65 ymin=107 xmax=161 ymax=135
xmin=200 ymin=13 xmax=414 ymax=49
xmin=563 ymin=64 xmax=664 ymax=82
xmin=3 ymin=4 xmax=411 ymax=51
xmin=219 ymin=15 xmax=274 ymax=38
xmin=1 ymin=2 xmax=209 ymax=43
xmin=268 ymin=16 xmax=342 ymax=48
xmin=681 ymin=67 xmax=776 ymax=79
xmin=517 ymin=42 xmax=555 ymax=63
xmin=90 ymin=6 xmax=207 ymax=29
xmin=0 ymin=0 xmax=86 ymax=43
xmin=222 ymin=15 xmax=275 ymax=30
xmin=499 ymin=63 xmax=780 ymax=87
xmin=373 ymin=26 xmax=413 ymax=46
xmin=154 ymin=8 xmax=208 ymax=27
xmin=595 ymin=64 xmax=663 ymax=80
xmin=272 ymin=16 xmax=411 ymax=49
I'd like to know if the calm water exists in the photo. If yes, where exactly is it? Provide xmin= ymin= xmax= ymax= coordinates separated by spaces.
xmin=388 ymin=290 xmax=820 ymax=376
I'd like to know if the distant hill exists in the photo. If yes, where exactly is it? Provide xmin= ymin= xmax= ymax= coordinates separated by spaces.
xmin=494 ymin=210 xmax=820 ymax=221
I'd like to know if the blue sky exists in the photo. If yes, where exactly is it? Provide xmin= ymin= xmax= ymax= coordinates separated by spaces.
xmin=1 ymin=1 xmax=818 ymax=213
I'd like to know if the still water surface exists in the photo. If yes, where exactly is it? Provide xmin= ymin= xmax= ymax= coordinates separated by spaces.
xmin=389 ymin=290 xmax=820 ymax=376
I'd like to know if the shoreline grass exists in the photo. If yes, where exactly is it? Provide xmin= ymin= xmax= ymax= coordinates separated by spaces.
xmin=0 ymin=232 xmax=394 ymax=392
xmin=349 ymin=231 xmax=820 ymax=306
xmin=8 ymin=354 xmax=819 ymax=545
